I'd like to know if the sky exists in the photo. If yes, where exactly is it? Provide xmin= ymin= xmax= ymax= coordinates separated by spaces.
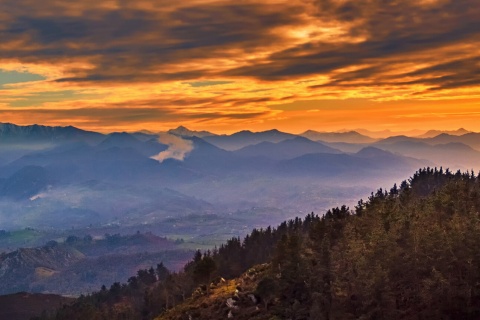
xmin=0 ymin=0 xmax=479 ymax=133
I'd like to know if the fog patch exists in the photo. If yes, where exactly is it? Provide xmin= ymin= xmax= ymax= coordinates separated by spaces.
xmin=30 ymin=193 xmax=48 ymax=201
xmin=151 ymin=133 xmax=194 ymax=163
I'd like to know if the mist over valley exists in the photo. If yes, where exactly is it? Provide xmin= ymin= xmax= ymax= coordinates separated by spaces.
xmin=0 ymin=123 xmax=478 ymax=299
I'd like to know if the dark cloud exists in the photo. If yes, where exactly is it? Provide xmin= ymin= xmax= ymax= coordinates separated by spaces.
xmin=0 ymin=105 xmax=270 ymax=126
xmin=54 ymin=69 xmax=211 ymax=83
xmin=226 ymin=0 xmax=480 ymax=92
xmin=0 ymin=1 xmax=304 ymax=83
xmin=168 ymin=4 xmax=298 ymax=48
xmin=309 ymin=55 xmax=480 ymax=94
xmin=8 ymin=17 xmax=88 ymax=43
xmin=0 ymin=0 xmax=479 ymax=95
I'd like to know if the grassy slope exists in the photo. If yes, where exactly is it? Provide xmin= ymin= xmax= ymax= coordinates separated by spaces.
xmin=157 ymin=264 xmax=272 ymax=320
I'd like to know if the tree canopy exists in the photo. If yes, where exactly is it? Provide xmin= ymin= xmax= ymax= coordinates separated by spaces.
xmin=34 ymin=168 xmax=480 ymax=320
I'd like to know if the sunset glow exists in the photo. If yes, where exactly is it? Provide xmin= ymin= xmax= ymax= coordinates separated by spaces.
xmin=1 ymin=0 xmax=479 ymax=133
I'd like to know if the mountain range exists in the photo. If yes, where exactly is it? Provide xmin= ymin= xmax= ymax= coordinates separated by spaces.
xmin=200 ymin=129 xmax=296 ymax=151
xmin=0 ymin=123 xmax=103 ymax=144
xmin=417 ymin=128 xmax=471 ymax=138
xmin=0 ymin=122 xmax=479 ymax=313
xmin=20 ymin=168 xmax=480 ymax=320
xmin=167 ymin=125 xmax=215 ymax=138
xmin=0 ymin=233 xmax=192 ymax=296
xmin=0 ymin=123 xmax=476 ymax=233
xmin=233 ymin=136 xmax=342 ymax=160
xmin=300 ymin=130 xmax=376 ymax=143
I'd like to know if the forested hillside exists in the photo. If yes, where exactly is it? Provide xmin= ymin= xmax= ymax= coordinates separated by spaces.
xmin=35 ymin=168 xmax=480 ymax=320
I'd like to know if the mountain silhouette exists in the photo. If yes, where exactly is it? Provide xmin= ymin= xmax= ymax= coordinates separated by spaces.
xmin=203 ymin=129 xmax=295 ymax=150
xmin=234 ymin=136 xmax=342 ymax=160
xmin=301 ymin=130 xmax=376 ymax=143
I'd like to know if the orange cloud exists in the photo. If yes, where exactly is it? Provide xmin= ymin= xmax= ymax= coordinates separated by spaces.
xmin=0 ymin=0 xmax=479 ymax=132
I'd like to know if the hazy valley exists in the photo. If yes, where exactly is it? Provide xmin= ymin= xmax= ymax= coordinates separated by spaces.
xmin=0 ymin=123 xmax=478 ymax=299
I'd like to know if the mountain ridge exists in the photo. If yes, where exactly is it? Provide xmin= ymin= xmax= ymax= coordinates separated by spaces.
xmin=0 ymin=123 xmax=104 ymax=144
xmin=417 ymin=128 xmax=471 ymax=138
xmin=25 ymin=168 xmax=480 ymax=320
xmin=301 ymin=129 xmax=376 ymax=143
xmin=167 ymin=126 xmax=216 ymax=138
xmin=233 ymin=136 xmax=342 ymax=160
xmin=202 ymin=129 xmax=296 ymax=150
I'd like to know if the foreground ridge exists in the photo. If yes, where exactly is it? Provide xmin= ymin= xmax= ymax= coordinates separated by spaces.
xmin=34 ymin=168 xmax=480 ymax=320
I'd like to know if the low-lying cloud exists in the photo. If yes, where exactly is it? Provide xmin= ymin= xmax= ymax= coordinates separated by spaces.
xmin=151 ymin=133 xmax=193 ymax=163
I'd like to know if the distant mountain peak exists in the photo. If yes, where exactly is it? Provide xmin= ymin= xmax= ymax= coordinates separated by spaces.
xmin=0 ymin=122 xmax=103 ymax=144
xmin=168 ymin=126 xmax=215 ymax=138
xmin=418 ymin=128 xmax=472 ymax=138
xmin=233 ymin=135 xmax=342 ymax=160
xmin=202 ymin=129 xmax=295 ymax=150
xmin=263 ymin=129 xmax=281 ymax=133
xmin=0 ymin=122 xmax=78 ymax=131
xmin=99 ymin=132 xmax=140 ymax=146
xmin=300 ymin=130 xmax=376 ymax=143
xmin=109 ymin=131 xmax=134 ymax=136
xmin=233 ymin=129 xmax=288 ymax=136
xmin=356 ymin=146 xmax=393 ymax=157
xmin=135 ymin=129 xmax=156 ymax=134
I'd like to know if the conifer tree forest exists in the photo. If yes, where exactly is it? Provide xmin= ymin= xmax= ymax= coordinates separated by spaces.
xmin=34 ymin=168 xmax=480 ymax=320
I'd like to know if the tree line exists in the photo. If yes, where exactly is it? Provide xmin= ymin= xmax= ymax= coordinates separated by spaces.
xmin=35 ymin=168 xmax=480 ymax=319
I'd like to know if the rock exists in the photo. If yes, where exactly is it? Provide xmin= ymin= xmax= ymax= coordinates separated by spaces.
xmin=226 ymin=297 xmax=236 ymax=308
xmin=213 ymin=277 xmax=226 ymax=285
xmin=192 ymin=288 xmax=203 ymax=298
xmin=248 ymin=293 xmax=258 ymax=304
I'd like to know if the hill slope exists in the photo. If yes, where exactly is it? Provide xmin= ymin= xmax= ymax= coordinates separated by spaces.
xmin=167 ymin=126 xmax=215 ymax=138
xmin=31 ymin=168 xmax=480 ymax=320
xmin=0 ymin=292 xmax=74 ymax=320
xmin=417 ymin=128 xmax=471 ymax=138
xmin=0 ymin=245 xmax=85 ymax=295
xmin=233 ymin=136 xmax=342 ymax=160
xmin=0 ymin=123 xmax=103 ymax=144
xmin=203 ymin=129 xmax=295 ymax=150
xmin=301 ymin=130 xmax=376 ymax=143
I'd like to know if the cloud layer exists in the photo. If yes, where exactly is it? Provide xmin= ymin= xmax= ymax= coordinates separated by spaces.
xmin=0 ymin=0 xmax=479 ymax=132
xmin=151 ymin=133 xmax=194 ymax=162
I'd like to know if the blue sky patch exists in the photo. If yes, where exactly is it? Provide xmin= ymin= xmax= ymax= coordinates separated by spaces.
xmin=9 ymin=90 xmax=101 ymax=107
xmin=0 ymin=70 xmax=46 ymax=88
